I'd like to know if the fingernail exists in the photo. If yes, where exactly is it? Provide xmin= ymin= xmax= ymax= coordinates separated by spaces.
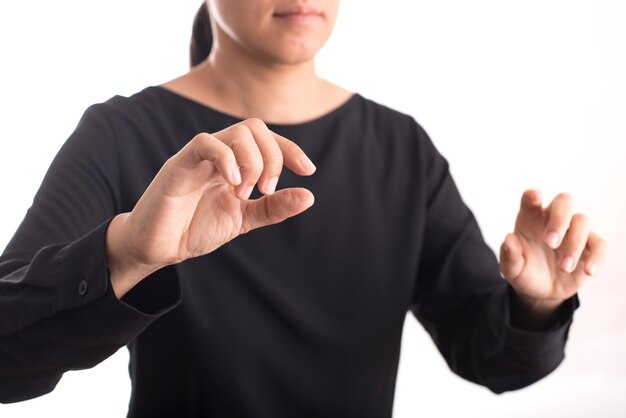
xmin=587 ymin=263 xmax=597 ymax=276
xmin=231 ymin=167 xmax=241 ymax=185
xmin=545 ymin=231 xmax=559 ymax=248
xmin=299 ymin=155 xmax=316 ymax=172
xmin=240 ymin=185 xmax=254 ymax=200
xmin=561 ymin=256 xmax=575 ymax=273
xmin=265 ymin=176 xmax=278 ymax=194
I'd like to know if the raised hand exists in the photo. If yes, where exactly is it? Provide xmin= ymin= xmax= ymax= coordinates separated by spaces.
xmin=499 ymin=189 xmax=607 ymax=323
xmin=105 ymin=118 xmax=316 ymax=297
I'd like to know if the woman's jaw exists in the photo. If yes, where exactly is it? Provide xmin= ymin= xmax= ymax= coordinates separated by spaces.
xmin=207 ymin=0 xmax=339 ymax=66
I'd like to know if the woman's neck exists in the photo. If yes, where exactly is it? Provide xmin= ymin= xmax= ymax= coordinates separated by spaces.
xmin=161 ymin=35 xmax=351 ymax=125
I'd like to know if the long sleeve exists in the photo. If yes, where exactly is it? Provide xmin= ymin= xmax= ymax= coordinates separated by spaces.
xmin=410 ymin=122 xmax=579 ymax=394
xmin=0 ymin=105 xmax=181 ymax=403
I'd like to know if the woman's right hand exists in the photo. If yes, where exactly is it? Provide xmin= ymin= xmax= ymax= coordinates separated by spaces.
xmin=105 ymin=118 xmax=316 ymax=298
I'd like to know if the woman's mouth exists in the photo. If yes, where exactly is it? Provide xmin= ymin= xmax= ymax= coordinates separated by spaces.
xmin=273 ymin=5 xmax=323 ymax=23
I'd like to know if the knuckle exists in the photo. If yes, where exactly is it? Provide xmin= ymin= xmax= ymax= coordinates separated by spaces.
xmin=244 ymin=117 xmax=268 ymax=131
xmin=242 ymin=156 xmax=264 ymax=176
xmin=162 ymin=156 xmax=176 ymax=171
xmin=214 ymin=146 xmax=232 ymax=164
xmin=192 ymin=132 xmax=217 ymax=152
xmin=263 ymin=149 xmax=284 ymax=172
xmin=193 ymin=132 xmax=213 ymax=144
xmin=232 ymin=123 xmax=254 ymax=140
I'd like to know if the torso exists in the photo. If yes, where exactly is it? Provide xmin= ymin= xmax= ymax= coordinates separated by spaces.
xmin=102 ymin=86 xmax=428 ymax=417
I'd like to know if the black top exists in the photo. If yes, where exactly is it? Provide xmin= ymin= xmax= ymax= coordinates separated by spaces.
xmin=0 ymin=86 xmax=578 ymax=417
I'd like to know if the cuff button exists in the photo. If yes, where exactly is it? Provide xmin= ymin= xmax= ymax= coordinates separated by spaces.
xmin=78 ymin=280 xmax=88 ymax=296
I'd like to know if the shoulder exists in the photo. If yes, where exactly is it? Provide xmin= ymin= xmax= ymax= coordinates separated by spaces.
xmin=80 ymin=86 xmax=173 ymax=130
xmin=60 ymin=86 xmax=194 ymax=166
xmin=74 ymin=86 xmax=209 ymax=154
xmin=348 ymin=94 xmax=432 ymax=150
xmin=349 ymin=94 xmax=445 ymax=173
xmin=352 ymin=94 xmax=429 ymax=137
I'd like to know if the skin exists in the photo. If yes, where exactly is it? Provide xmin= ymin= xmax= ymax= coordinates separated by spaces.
xmin=106 ymin=0 xmax=607 ymax=330
xmin=161 ymin=0 xmax=351 ymax=124
xmin=501 ymin=189 xmax=606 ymax=329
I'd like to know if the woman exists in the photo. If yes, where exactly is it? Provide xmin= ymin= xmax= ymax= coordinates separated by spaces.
xmin=0 ymin=0 xmax=606 ymax=417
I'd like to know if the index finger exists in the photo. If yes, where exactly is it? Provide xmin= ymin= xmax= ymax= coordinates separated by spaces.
xmin=271 ymin=132 xmax=316 ymax=176
xmin=515 ymin=188 xmax=543 ymax=224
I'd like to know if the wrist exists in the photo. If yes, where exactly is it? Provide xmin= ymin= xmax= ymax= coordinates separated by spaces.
xmin=105 ymin=213 xmax=161 ymax=299
xmin=510 ymin=290 xmax=565 ymax=331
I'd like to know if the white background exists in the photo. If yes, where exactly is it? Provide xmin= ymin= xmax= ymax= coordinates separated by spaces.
xmin=1 ymin=0 xmax=625 ymax=416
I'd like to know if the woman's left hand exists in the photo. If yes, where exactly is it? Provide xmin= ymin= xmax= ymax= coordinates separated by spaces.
xmin=499 ymin=189 xmax=607 ymax=318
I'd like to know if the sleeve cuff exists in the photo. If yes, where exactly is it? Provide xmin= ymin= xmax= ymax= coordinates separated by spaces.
xmin=72 ymin=264 xmax=182 ymax=345
xmin=55 ymin=216 xmax=182 ymax=344
xmin=503 ymin=285 xmax=580 ymax=353
xmin=56 ymin=217 xmax=115 ymax=311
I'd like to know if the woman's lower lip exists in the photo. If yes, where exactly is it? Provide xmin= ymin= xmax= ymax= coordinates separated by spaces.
xmin=273 ymin=13 xmax=322 ymax=23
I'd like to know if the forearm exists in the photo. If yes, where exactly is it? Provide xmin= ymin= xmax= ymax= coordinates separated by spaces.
xmin=416 ymin=283 xmax=579 ymax=394
xmin=0 ymin=283 xmax=131 ymax=403
xmin=0 ymin=219 xmax=182 ymax=403
xmin=469 ymin=285 xmax=579 ymax=393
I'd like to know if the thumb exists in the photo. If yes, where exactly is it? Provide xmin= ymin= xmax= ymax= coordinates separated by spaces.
xmin=499 ymin=233 xmax=525 ymax=281
xmin=241 ymin=187 xmax=314 ymax=233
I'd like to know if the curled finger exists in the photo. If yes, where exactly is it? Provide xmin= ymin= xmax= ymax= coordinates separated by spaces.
xmin=544 ymin=192 xmax=575 ymax=249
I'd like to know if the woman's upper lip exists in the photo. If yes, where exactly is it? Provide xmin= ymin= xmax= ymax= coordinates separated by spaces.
xmin=273 ymin=5 xmax=322 ymax=16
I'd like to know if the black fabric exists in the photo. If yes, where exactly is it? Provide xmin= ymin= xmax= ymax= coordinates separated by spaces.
xmin=0 ymin=86 xmax=579 ymax=416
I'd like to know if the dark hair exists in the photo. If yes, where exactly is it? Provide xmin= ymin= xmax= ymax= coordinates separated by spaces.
xmin=190 ymin=2 xmax=213 ymax=67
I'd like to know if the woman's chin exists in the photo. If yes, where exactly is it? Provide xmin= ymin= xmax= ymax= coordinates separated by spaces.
xmin=265 ymin=35 xmax=328 ymax=65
